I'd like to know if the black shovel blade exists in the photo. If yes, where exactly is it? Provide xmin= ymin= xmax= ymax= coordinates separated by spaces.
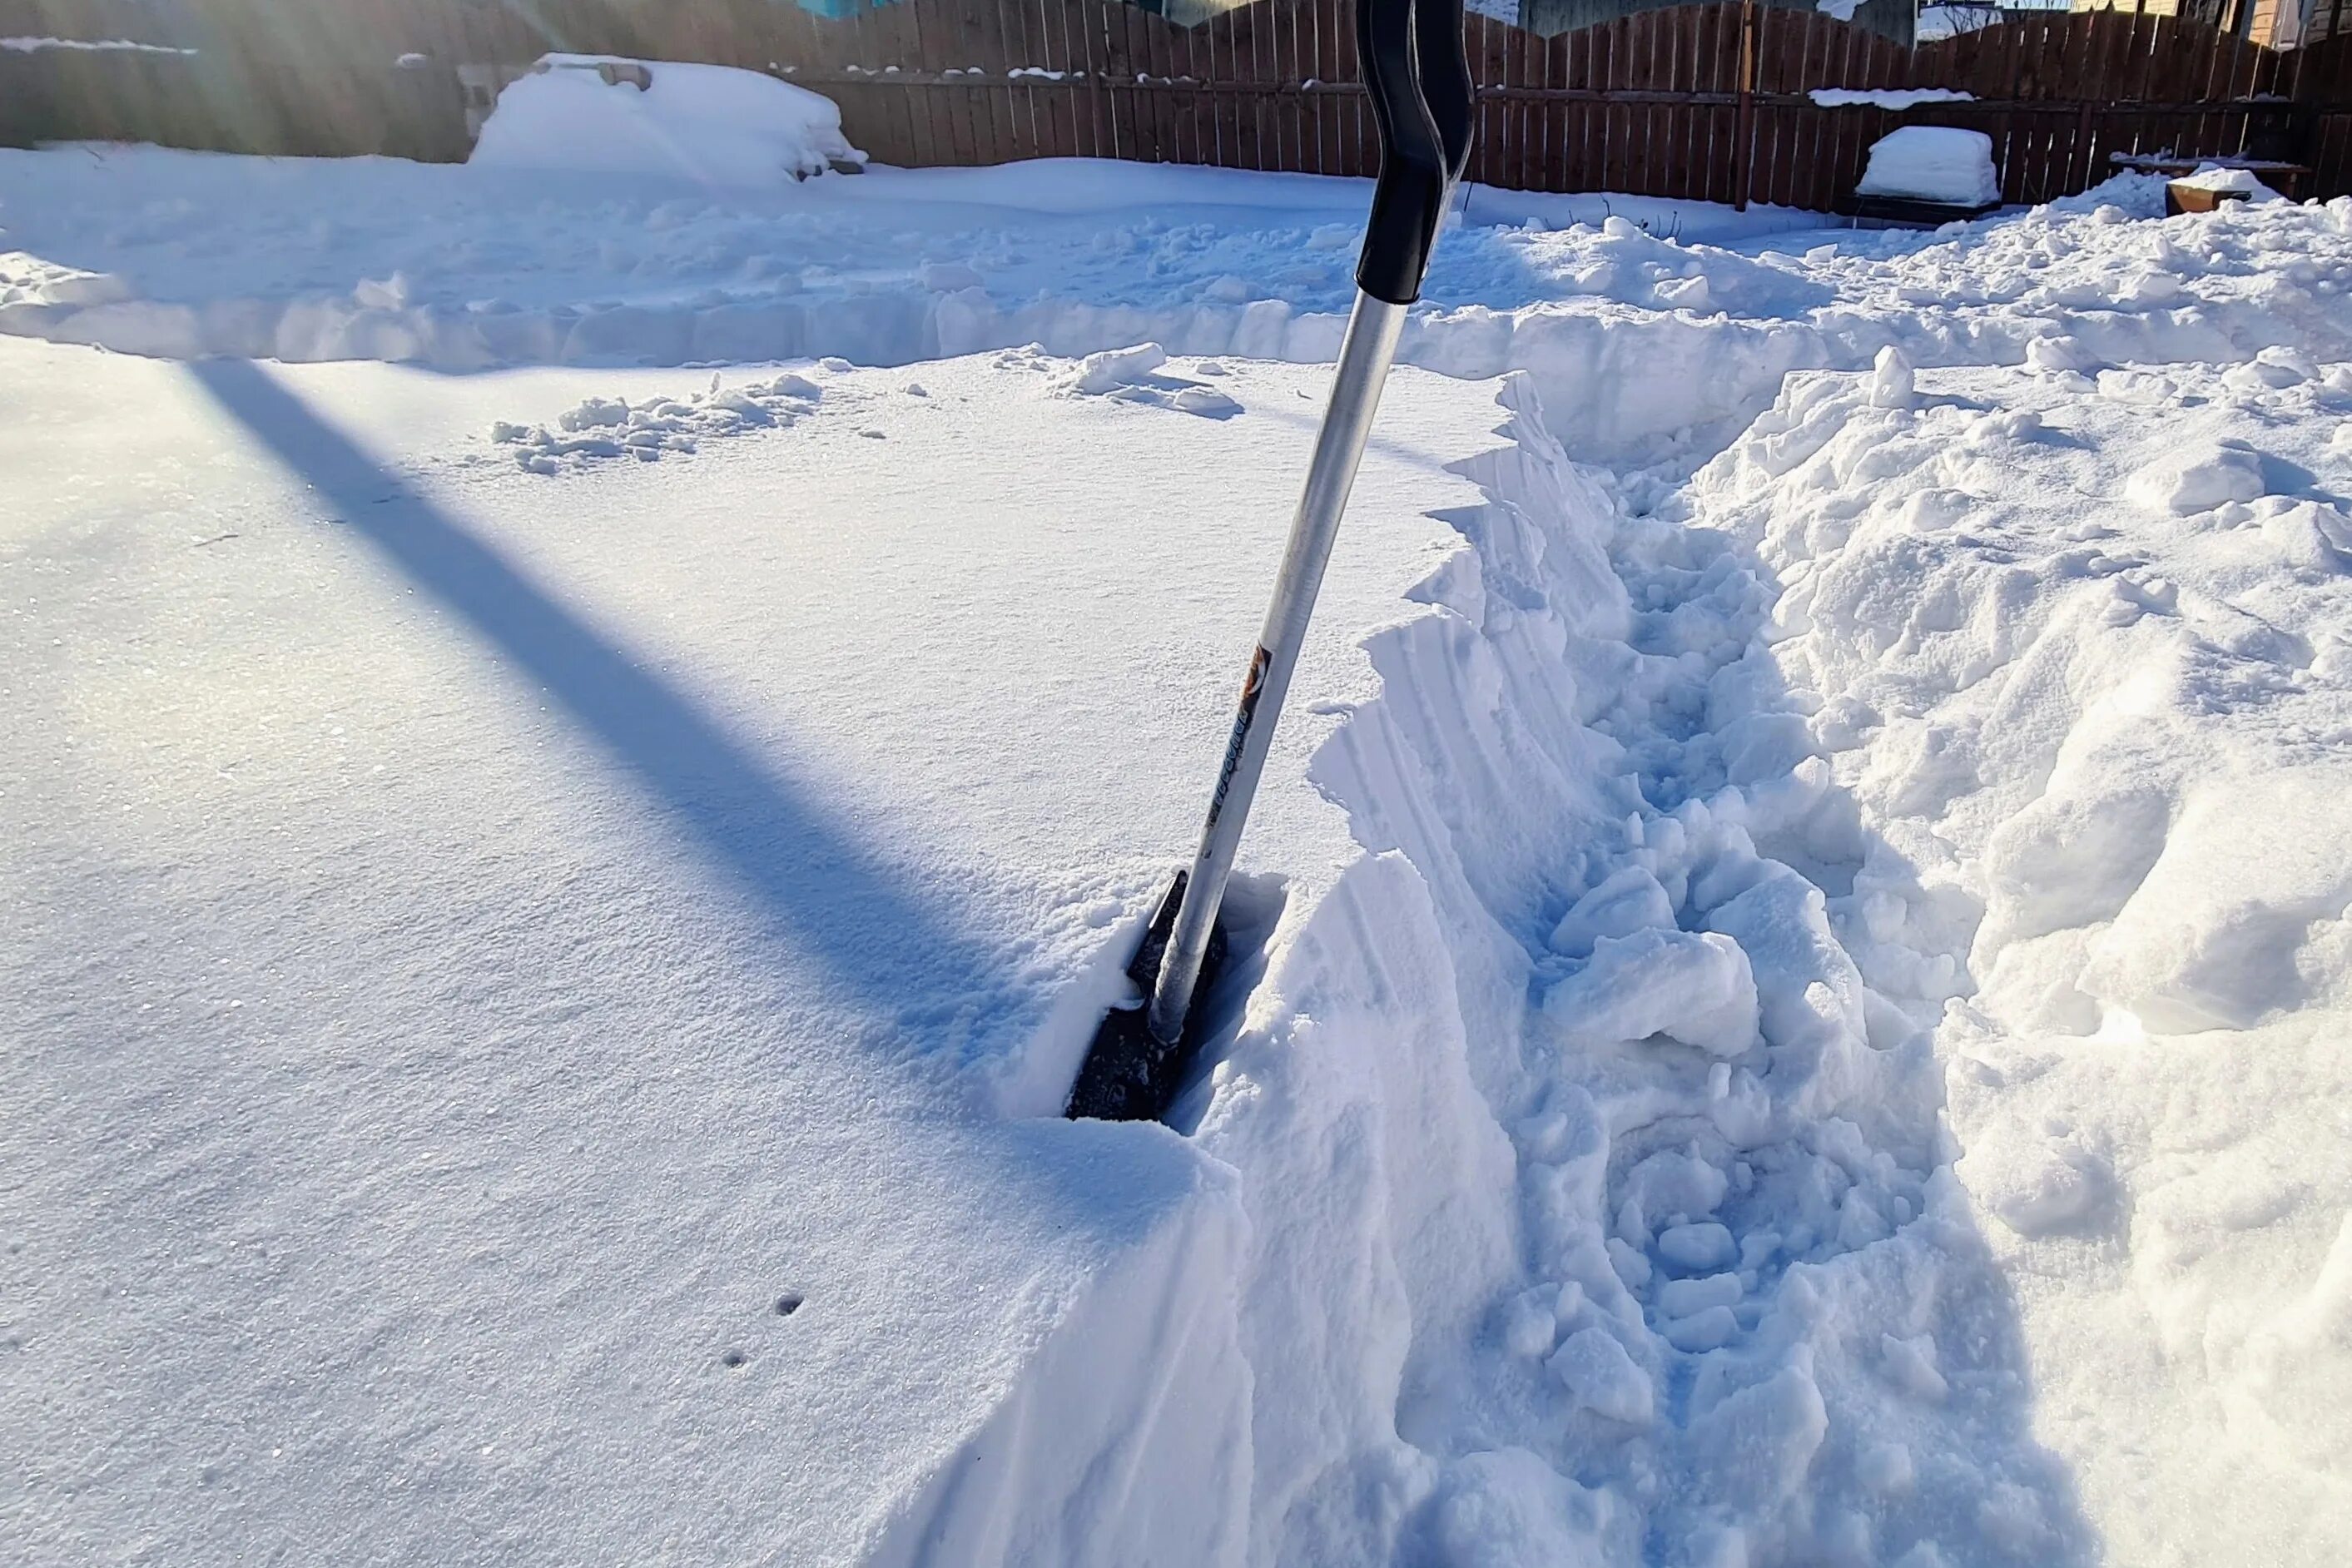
xmin=1064 ymin=871 xmax=1228 ymax=1123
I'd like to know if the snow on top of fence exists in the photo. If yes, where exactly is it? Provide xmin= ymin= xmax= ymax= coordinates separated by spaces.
xmin=1 ymin=36 xmax=196 ymax=55
xmin=1810 ymin=87 xmax=1978 ymax=109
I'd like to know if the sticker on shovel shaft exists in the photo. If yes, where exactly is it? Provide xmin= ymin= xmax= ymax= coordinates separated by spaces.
xmin=1204 ymin=645 xmax=1272 ymax=832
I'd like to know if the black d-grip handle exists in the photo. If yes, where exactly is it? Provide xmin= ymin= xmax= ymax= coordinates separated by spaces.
xmin=1355 ymin=0 xmax=1473 ymax=305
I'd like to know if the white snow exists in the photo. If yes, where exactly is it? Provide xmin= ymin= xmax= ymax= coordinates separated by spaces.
xmin=469 ymin=55 xmax=865 ymax=185
xmin=6 ymin=131 xmax=2352 ymax=1567
xmin=1854 ymin=125 xmax=2003 ymax=206
xmin=2171 ymin=162 xmax=2287 ymax=201
xmin=0 ymin=34 xmax=195 ymax=53
xmin=1809 ymin=87 xmax=1977 ymax=109
xmin=12 ymin=146 xmax=2345 ymax=470
xmin=1673 ymin=343 xmax=2352 ymax=1564
xmin=0 ymin=338 xmax=1512 ymax=1566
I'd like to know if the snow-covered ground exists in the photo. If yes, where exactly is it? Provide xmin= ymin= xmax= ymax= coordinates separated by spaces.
xmin=6 ymin=139 xmax=2344 ymax=464
xmin=6 ymin=109 xmax=2352 ymax=1567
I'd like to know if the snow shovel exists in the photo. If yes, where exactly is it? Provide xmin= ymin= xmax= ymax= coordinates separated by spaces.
xmin=1067 ymin=0 xmax=1475 ymax=1122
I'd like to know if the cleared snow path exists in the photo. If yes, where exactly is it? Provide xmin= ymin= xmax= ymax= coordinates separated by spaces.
xmin=1201 ymin=375 xmax=2087 ymax=1565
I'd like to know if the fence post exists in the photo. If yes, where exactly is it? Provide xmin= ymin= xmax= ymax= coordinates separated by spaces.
xmin=1734 ymin=0 xmax=1757 ymax=209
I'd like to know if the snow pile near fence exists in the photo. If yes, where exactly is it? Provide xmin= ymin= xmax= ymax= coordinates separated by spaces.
xmin=470 ymin=55 xmax=865 ymax=185
xmin=2171 ymin=162 xmax=2288 ymax=202
xmin=1854 ymin=125 xmax=2002 ymax=206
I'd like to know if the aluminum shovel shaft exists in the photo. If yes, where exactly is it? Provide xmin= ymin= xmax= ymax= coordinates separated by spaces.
xmin=1144 ymin=290 xmax=1408 ymax=1047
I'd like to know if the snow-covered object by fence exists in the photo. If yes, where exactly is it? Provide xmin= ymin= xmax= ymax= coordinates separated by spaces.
xmin=1855 ymin=125 xmax=2002 ymax=206
xmin=469 ymin=55 xmax=865 ymax=185
xmin=2172 ymin=163 xmax=2289 ymax=201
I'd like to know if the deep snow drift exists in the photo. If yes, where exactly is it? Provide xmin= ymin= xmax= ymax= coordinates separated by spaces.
xmin=7 ymin=126 xmax=2352 ymax=1566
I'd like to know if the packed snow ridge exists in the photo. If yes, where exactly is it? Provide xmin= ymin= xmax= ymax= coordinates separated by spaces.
xmin=3 ymin=137 xmax=2348 ymax=462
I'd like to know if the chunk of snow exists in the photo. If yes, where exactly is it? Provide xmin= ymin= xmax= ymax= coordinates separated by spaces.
xmin=2124 ymin=441 xmax=2266 ymax=515
xmin=1541 ymin=928 xmax=1760 ymax=1055
xmin=1867 ymin=345 xmax=1914 ymax=409
xmin=1657 ymin=1271 xmax=1744 ymax=1317
xmin=1618 ymin=1146 xmax=1734 ymax=1239
xmin=1704 ymin=871 xmax=1867 ymax=1076
xmin=1059 ymin=342 xmax=1169 ymax=395
xmin=1657 ymin=1221 xmax=1737 ymax=1272
xmin=1663 ymin=1304 xmax=1739 ymax=1352
xmin=1546 ymin=865 xmax=1676 ymax=957
xmin=1548 ymin=1327 xmax=1655 ymax=1424
xmin=1504 ymin=1289 xmax=1560 ymax=1357
xmin=1690 ymin=1366 xmax=1829 ymax=1511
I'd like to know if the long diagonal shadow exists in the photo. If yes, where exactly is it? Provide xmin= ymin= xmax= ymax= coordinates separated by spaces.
xmin=187 ymin=358 xmax=990 ymax=1028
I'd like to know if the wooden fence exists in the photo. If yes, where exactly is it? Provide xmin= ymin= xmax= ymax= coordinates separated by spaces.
xmin=6 ymin=0 xmax=2350 ymax=205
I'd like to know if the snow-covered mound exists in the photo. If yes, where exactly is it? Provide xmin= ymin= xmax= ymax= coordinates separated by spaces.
xmin=470 ymin=55 xmax=864 ymax=184
xmin=2171 ymin=162 xmax=2287 ymax=203
xmin=1854 ymin=126 xmax=2002 ymax=206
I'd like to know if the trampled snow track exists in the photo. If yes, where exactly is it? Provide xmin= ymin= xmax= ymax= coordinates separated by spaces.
xmin=1183 ymin=374 xmax=2086 ymax=1565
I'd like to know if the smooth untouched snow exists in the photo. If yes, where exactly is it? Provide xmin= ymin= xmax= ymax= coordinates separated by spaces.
xmin=6 ymin=136 xmax=2352 ymax=1567
xmin=0 ymin=339 xmax=1510 ymax=1566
